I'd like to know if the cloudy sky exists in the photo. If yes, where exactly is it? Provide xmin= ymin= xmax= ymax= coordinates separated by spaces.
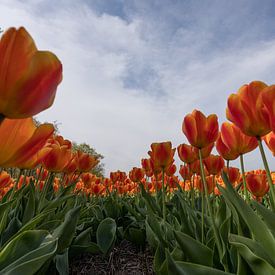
xmin=1 ymin=0 xmax=274 ymax=175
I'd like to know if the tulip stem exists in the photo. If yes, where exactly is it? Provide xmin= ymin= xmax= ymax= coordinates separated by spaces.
xmin=162 ymin=168 xmax=166 ymax=221
xmin=257 ymin=138 xmax=275 ymax=211
xmin=199 ymin=149 xmax=223 ymax=266
xmin=240 ymin=154 xmax=249 ymax=203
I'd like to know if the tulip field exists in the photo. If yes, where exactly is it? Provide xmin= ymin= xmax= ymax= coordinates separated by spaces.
xmin=1 ymin=26 xmax=275 ymax=275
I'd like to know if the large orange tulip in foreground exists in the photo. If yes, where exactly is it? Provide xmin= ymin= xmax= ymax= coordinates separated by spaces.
xmin=0 ymin=118 xmax=54 ymax=168
xmin=0 ymin=27 xmax=62 ymax=119
xmin=226 ymin=81 xmax=271 ymax=137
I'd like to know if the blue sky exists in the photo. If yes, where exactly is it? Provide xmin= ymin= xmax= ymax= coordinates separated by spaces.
xmin=1 ymin=0 xmax=274 ymax=175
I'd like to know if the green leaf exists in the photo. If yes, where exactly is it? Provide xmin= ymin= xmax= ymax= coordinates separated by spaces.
xmin=165 ymin=249 xmax=233 ymax=275
xmin=55 ymin=249 xmax=69 ymax=275
xmin=219 ymin=172 xmax=275 ymax=256
xmin=174 ymin=230 xmax=213 ymax=267
xmin=0 ymin=230 xmax=57 ymax=275
xmin=22 ymin=182 xmax=36 ymax=225
xmin=229 ymin=234 xmax=275 ymax=275
xmin=69 ymin=242 xmax=100 ymax=258
xmin=96 ymin=218 xmax=116 ymax=255
xmin=53 ymin=206 xmax=81 ymax=254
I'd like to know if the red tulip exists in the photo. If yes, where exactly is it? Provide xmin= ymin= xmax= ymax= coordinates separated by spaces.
xmin=246 ymin=172 xmax=269 ymax=200
xmin=0 ymin=27 xmax=62 ymax=118
xmin=263 ymin=131 xmax=275 ymax=156
xmin=148 ymin=141 xmax=175 ymax=171
xmin=203 ymin=154 xmax=225 ymax=175
xmin=262 ymin=85 xmax=275 ymax=132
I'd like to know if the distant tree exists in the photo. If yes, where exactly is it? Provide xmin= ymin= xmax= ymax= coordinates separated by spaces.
xmin=72 ymin=142 xmax=105 ymax=177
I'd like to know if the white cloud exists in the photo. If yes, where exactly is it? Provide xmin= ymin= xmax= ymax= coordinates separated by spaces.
xmin=0 ymin=0 xmax=274 ymax=175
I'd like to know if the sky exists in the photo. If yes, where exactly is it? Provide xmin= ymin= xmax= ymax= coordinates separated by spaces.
xmin=1 ymin=0 xmax=274 ymax=175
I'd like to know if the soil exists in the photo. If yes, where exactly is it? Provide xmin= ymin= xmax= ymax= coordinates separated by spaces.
xmin=69 ymin=240 xmax=155 ymax=275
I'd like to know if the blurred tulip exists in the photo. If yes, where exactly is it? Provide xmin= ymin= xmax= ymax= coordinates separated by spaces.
xmin=263 ymin=131 xmax=275 ymax=156
xmin=246 ymin=172 xmax=269 ymax=200
xmin=0 ymin=118 xmax=54 ymax=168
xmin=148 ymin=141 xmax=175 ymax=171
xmin=165 ymin=164 xmax=177 ymax=176
xmin=226 ymin=81 xmax=271 ymax=137
xmin=222 ymin=167 xmax=240 ymax=185
xmin=179 ymin=165 xmax=192 ymax=181
xmin=0 ymin=27 xmax=62 ymax=119
xmin=203 ymin=154 xmax=225 ymax=175
xmin=141 ymin=158 xmax=154 ymax=177
xmin=129 ymin=167 xmax=145 ymax=182
xmin=77 ymin=151 xmax=99 ymax=172
xmin=182 ymin=109 xmax=219 ymax=149
xmin=177 ymin=144 xmax=197 ymax=163
xmin=262 ymin=85 xmax=275 ymax=132
xmin=195 ymin=175 xmax=215 ymax=194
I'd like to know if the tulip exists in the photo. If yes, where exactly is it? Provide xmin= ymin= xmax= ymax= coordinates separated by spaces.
xmin=141 ymin=158 xmax=153 ymax=177
xmin=203 ymin=154 xmax=225 ymax=175
xmin=182 ymin=109 xmax=219 ymax=149
xmin=226 ymin=81 xmax=270 ymax=137
xmin=246 ymin=172 xmax=269 ymax=201
xmin=216 ymin=134 xmax=239 ymax=161
xmin=196 ymin=175 xmax=215 ymax=194
xmin=177 ymin=144 xmax=197 ymax=164
xmin=0 ymin=27 xmax=62 ymax=119
xmin=165 ymin=164 xmax=177 ymax=177
xmin=129 ymin=167 xmax=145 ymax=182
xmin=262 ymin=85 xmax=275 ymax=132
xmin=148 ymin=142 xmax=175 ymax=171
xmin=263 ymin=131 xmax=275 ymax=156
xmin=77 ymin=151 xmax=99 ymax=172
xmin=219 ymin=122 xmax=258 ymax=156
xmin=0 ymin=118 xmax=54 ymax=168
xmin=222 ymin=167 xmax=240 ymax=186
xmin=179 ymin=165 xmax=192 ymax=181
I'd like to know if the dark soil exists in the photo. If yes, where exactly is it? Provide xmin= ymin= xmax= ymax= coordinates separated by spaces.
xmin=69 ymin=240 xmax=155 ymax=275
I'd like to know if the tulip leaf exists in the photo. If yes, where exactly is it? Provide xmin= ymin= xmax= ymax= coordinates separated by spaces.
xmin=55 ymin=249 xmax=69 ymax=275
xmin=229 ymin=234 xmax=275 ymax=275
xmin=69 ymin=242 xmax=100 ymax=258
xmin=0 ymin=230 xmax=57 ymax=275
xmin=53 ymin=206 xmax=81 ymax=254
xmin=165 ymin=249 xmax=233 ymax=275
xmin=22 ymin=182 xmax=36 ymax=225
xmin=174 ymin=230 xmax=213 ymax=267
xmin=252 ymin=200 xmax=275 ymax=236
xmin=219 ymin=172 xmax=275 ymax=255
xmin=96 ymin=218 xmax=117 ymax=255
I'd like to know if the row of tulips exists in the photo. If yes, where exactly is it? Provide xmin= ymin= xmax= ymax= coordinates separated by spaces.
xmin=0 ymin=26 xmax=275 ymax=274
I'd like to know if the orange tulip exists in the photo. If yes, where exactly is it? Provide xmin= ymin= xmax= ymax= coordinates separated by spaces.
xmin=262 ymin=85 xmax=275 ymax=132
xmin=222 ymin=167 xmax=240 ymax=185
xmin=39 ymin=135 xmax=73 ymax=172
xmin=141 ymin=158 xmax=154 ymax=177
xmin=218 ymin=122 xmax=258 ymax=156
xmin=203 ymin=154 xmax=225 ymax=175
xmin=182 ymin=109 xmax=219 ymax=149
xmin=216 ymin=134 xmax=239 ymax=161
xmin=179 ymin=165 xmax=192 ymax=181
xmin=77 ymin=151 xmax=99 ymax=172
xmin=0 ymin=118 xmax=54 ymax=168
xmin=226 ymin=81 xmax=271 ymax=137
xmin=263 ymin=131 xmax=275 ymax=156
xmin=165 ymin=164 xmax=177 ymax=177
xmin=177 ymin=144 xmax=197 ymax=164
xmin=148 ymin=142 xmax=175 ymax=171
xmin=246 ymin=172 xmax=269 ymax=200
xmin=195 ymin=175 xmax=215 ymax=194
xmin=0 ymin=27 xmax=62 ymax=118
xmin=129 ymin=167 xmax=145 ymax=182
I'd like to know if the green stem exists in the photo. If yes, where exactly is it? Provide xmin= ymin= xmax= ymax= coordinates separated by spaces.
xmin=162 ymin=168 xmax=166 ymax=221
xmin=240 ymin=154 xmax=249 ymax=202
xmin=257 ymin=138 xmax=275 ymax=211
xmin=199 ymin=149 xmax=223 ymax=266
xmin=201 ymin=178 xmax=205 ymax=244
